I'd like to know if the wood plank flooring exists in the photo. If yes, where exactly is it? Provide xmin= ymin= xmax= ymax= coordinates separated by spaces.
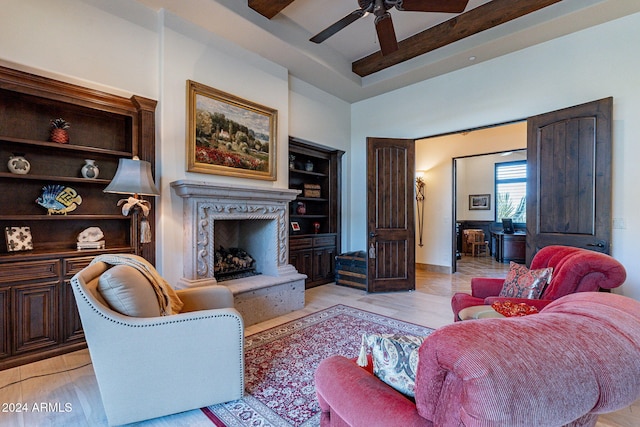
xmin=0 ymin=256 xmax=637 ymax=426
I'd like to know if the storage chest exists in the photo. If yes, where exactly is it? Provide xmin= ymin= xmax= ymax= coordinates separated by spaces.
xmin=335 ymin=251 xmax=367 ymax=290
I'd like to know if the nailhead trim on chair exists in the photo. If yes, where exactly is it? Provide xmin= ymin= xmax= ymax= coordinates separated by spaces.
xmin=71 ymin=276 xmax=245 ymax=393
xmin=72 ymin=277 xmax=241 ymax=326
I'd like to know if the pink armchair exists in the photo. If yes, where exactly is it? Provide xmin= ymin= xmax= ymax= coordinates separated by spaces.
xmin=451 ymin=245 xmax=626 ymax=321
xmin=315 ymin=292 xmax=640 ymax=427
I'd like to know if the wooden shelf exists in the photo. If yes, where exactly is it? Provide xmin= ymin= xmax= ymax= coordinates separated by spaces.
xmin=0 ymin=172 xmax=111 ymax=185
xmin=0 ymin=135 xmax=132 ymax=157
xmin=0 ymin=214 xmax=126 ymax=221
xmin=289 ymin=168 xmax=327 ymax=178
xmin=297 ymin=197 xmax=329 ymax=202
xmin=290 ymin=214 xmax=328 ymax=219
xmin=0 ymin=246 xmax=133 ymax=262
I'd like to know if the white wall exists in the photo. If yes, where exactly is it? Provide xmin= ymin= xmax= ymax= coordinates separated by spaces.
xmin=156 ymin=12 xmax=292 ymax=283
xmin=0 ymin=0 xmax=351 ymax=287
xmin=0 ymin=0 xmax=158 ymax=98
xmin=351 ymin=12 xmax=640 ymax=299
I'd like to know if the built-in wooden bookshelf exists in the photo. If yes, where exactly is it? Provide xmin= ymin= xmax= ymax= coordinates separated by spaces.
xmin=0 ymin=66 xmax=156 ymax=369
xmin=288 ymin=137 xmax=343 ymax=288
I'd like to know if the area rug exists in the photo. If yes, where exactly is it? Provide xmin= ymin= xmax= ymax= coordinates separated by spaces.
xmin=202 ymin=304 xmax=434 ymax=427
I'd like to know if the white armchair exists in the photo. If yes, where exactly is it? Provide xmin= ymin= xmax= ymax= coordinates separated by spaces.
xmin=71 ymin=261 xmax=244 ymax=426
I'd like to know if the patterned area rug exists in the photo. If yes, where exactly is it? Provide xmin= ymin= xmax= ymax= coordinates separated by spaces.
xmin=202 ymin=304 xmax=433 ymax=426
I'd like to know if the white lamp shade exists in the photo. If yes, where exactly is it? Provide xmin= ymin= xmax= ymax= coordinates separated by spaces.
xmin=104 ymin=158 xmax=159 ymax=196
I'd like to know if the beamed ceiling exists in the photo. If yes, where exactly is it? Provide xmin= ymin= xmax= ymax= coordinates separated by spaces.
xmin=133 ymin=0 xmax=640 ymax=102
xmin=249 ymin=0 xmax=562 ymax=77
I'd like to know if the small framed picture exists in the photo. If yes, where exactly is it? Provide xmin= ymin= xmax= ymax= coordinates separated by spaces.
xmin=291 ymin=222 xmax=300 ymax=232
xmin=5 ymin=226 xmax=34 ymax=252
xmin=469 ymin=194 xmax=491 ymax=210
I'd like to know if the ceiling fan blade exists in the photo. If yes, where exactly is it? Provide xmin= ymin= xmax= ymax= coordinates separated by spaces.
xmin=310 ymin=9 xmax=366 ymax=44
xmin=396 ymin=0 xmax=469 ymax=13
xmin=375 ymin=13 xmax=398 ymax=56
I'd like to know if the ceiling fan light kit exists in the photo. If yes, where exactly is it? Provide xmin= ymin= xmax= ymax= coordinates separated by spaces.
xmin=310 ymin=0 xmax=470 ymax=56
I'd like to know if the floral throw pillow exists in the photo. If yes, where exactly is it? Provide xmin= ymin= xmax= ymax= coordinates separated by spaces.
xmin=356 ymin=333 xmax=426 ymax=397
xmin=499 ymin=262 xmax=553 ymax=299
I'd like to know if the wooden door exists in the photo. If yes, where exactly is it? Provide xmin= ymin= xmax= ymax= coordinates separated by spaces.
xmin=526 ymin=97 xmax=613 ymax=263
xmin=366 ymin=137 xmax=415 ymax=292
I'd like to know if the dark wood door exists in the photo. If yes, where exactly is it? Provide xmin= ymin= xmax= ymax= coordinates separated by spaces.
xmin=366 ymin=137 xmax=415 ymax=292
xmin=526 ymin=97 xmax=613 ymax=263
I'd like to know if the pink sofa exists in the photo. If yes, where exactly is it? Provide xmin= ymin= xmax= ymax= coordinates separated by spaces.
xmin=451 ymin=245 xmax=626 ymax=321
xmin=315 ymin=292 xmax=640 ymax=427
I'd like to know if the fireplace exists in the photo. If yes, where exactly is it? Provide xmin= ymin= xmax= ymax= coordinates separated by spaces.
xmin=170 ymin=180 xmax=305 ymax=325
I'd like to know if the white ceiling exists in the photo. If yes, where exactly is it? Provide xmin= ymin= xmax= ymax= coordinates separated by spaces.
xmin=133 ymin=0 xmax=640 ymax=103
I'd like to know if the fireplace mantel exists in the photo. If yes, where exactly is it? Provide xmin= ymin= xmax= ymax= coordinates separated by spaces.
xmin=170 ymin=180 xmax=305 ymax=325
xmin=171 ymin=180 xmax=300 ymax=203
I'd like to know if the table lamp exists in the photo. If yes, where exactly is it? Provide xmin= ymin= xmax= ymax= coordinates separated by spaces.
xmin=104 ymin=156 xmax=159 ymax=255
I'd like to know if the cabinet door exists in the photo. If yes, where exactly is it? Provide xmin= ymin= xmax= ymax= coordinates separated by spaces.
xmin=291 ymin=249 xmax=313 ymax=280
xmin=13 ymin=282 xmax=59 ymax=354
xmin=61 ymin=256 xmax=91 ymax=343
xmin=62 ymin=280 xmax=84 ymax=343
xmin=313 ymin=247 xmax=336 ymax=283
xmin=0 ymin=287 xmax=9 ymax=358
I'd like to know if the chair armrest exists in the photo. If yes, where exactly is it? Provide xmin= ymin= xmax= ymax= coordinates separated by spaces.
xmin=484 ymin=296 xmax=552 ymax=311
xmin=176 ymin=285 xmax=234 ymax=312
xmin=470 ymin=277 xmax=504 ymax=298
xmin=315 ymin=355 xmax=430 ymax=427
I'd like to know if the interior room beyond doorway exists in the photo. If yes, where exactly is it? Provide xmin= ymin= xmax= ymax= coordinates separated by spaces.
xmin=415 ymin=121 xmax=526 ymax=274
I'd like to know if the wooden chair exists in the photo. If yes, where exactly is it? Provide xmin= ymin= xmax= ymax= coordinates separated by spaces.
xmin=469 ymin=230 xmax=488 ymax=257
xmin=462 ymin=229 xmax=482 ymax=255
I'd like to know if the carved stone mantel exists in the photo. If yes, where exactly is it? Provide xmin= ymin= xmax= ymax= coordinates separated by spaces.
xmin=171 ymin=180 xmax=300 ymax=282
xmin=170 ymin=180 xmax=305 ymax=325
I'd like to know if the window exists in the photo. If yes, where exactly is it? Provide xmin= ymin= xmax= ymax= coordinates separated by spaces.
xmin=495 ymin=160 xmax=526 ymax=223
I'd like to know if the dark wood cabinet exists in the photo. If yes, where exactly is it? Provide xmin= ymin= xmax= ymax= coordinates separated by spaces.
xmin=0 ymin=66 xmax=156 ymax=370
xmin=288 ymin=138 xmax=343 ymax=288
xmin=492 ymin=231 xmax=526 ymax=263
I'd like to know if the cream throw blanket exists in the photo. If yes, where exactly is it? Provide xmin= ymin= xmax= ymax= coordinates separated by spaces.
xmin=91 ymin=254 xmax=183 ymax=315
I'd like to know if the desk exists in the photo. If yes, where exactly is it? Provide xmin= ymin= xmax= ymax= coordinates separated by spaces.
xmin=492 ymin=231 xmax=526 ymax=263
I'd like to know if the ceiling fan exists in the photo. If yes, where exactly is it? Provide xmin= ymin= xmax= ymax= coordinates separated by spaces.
xmin=310 ymin=0 xmax=470 ymax=56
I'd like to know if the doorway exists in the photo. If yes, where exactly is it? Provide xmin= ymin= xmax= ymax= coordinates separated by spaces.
xmin=415 ymin=121 xmax=527 ymax=273
xmin=454 ymin=149 xmax=527 ymax=271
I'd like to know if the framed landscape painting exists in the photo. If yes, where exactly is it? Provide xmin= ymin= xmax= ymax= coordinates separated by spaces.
xmin=187 ymin=80 xmax=277 ymax=180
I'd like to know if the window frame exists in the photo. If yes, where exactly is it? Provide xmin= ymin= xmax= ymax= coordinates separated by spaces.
xmin=494 ymin=160 xmax=527 ymax=224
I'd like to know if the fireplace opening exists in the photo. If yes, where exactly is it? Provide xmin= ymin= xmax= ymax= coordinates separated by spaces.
xmin=214 ymin=246 xmax=260 ymax=282
xmin=213 ymin=218 xmax=278 ymax=281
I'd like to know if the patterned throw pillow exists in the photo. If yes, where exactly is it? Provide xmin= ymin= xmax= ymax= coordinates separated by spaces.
xmin=499 ymin=262 xmax=553 ymax=299
xmin=357 ymin=333 xmax=426 ymax=397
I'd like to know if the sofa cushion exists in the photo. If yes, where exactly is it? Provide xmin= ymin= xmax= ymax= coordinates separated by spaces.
xmin=98 ymin=265 xmax=162 ymax=317
xmin=499 ymin=262 xmax=553 ymax=299
xmin=358 ymin=333 xmax=426 ymax=397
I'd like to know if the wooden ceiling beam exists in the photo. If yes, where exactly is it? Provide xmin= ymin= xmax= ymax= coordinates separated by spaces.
xmin=352 ymin=0 xmax=562 ymax=77
xmin=248 ymin=0 xmax=296 ymax=19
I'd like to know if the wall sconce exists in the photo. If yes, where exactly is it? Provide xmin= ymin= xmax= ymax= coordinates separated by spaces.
xmin=415 ymin=175 xmax=425 ymax=247
xmin=104 ymin=156 xmax=159 ymax=256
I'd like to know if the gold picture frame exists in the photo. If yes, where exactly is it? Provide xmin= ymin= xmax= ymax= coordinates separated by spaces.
xmin=186 ymin=80 xmax=277 ymax=180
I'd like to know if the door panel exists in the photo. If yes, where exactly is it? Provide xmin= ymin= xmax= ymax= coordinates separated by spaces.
xmin=527 ymin=97 xmax=612 ymax=263
xmin=367 ymin=137 xmax=415 ymax=292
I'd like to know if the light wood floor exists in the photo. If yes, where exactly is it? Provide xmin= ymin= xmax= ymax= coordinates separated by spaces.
xmin=0 ymin=256 xmax=637 ymax=426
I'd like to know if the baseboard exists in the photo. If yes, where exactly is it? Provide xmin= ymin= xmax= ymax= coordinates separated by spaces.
xmin=416 ymin=263 xmax=451 ymax=274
